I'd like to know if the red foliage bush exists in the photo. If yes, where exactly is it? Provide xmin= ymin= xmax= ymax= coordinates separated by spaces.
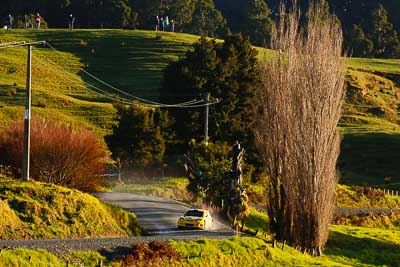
xmin=0 ymin=119 xmax=106 ymax=191
xmin=353 ymin=186 xmax=386 ymax=200
xmin=120 ymin=241 xmax=181 ymax=267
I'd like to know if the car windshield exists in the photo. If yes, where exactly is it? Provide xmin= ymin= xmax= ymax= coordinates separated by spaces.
xmin=184 ymin=210 xmax=204 ymax=217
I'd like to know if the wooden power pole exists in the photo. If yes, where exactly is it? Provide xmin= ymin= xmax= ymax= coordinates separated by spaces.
xmin=0 ymin=41 xmax=45 ymax=181
xmin=204 ymin=93 xmax=210 ymax=146
xmin=22 ymin=44 xmax=32 ymax=181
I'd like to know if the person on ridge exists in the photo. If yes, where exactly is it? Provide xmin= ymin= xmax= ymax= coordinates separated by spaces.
xmin=6 ymin=14 xmax=13 ymax=31
xmin=165 ymin=16 xmax=169 ymax=31
xmin=160 ymin=17 xmax=164 ymax=31
xmin=24 ymin=14 xmax=29 ymax=29
xmin=155 ymin=15 xmax=160 ymax=31
xmin=35 ymin=13 xmax=42 ymax=29
xmin=68 ymin=14 xmax=75 ymax=31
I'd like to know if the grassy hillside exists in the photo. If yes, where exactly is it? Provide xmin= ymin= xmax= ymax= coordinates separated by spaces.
xmin=1 ymin=29 xmax=400 ymax=187
xmin=0 ymin=30 xmax=199 ymax=136
xmin=0 ymin=175 xmax=141 ymax=239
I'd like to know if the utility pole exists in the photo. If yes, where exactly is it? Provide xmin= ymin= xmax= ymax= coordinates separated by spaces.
xmin=204 ymin=92 xmax=210 ymax=146
xmin=22 ymin=45 xmax=32 ymax=181
xmin=0 ymin=41 xmax=45 ymax=181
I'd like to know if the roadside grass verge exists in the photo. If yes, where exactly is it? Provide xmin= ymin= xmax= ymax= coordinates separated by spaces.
xmin=0 ymin=249 xmax=63 ymax=267
xmin=112 ymin=177 xmax=192 ymax=202
xmin=0 ymin=225 xmax=398 ymax=266
xmin=0 ymin=176 xmax=141 ymax=239
xmin=171 ymin=226 xmax=400 ymax=266
xmin=0 ymin=249 xmax=105 ymax=267
xmin=239 ymin=208 xmax=269 ymax=237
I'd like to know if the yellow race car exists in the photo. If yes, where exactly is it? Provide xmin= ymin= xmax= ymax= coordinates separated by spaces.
xmin=177 ymin=209 xmax=213 ymax=230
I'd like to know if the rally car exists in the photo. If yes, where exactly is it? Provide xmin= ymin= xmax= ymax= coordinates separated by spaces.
xmin=177 ymin=209 xmax=213 ymax=230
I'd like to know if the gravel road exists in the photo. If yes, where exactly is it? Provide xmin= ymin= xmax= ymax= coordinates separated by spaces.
xmin=0 ymin=233 xmax=235 ymax=255
xmin=0 ymin=193 xmax=234 ymax=254
xmin=98 ymin=193 xmax=232 ymax=235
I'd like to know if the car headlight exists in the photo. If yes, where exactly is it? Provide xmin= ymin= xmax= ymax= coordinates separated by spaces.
xmin=179 ymin=217 xmax=184 ymax=221
xmin=196 ymin=219 xmax=202 ymax=222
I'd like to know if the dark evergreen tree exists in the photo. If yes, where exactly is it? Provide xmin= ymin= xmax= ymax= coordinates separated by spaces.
xmin=167 ymin=0 xmax=196 ymax=32
xmin=187 ymin=0 xmax=227 ymax=37
xmin=105 ymin=103 xmax=167 ymax=170
xmin=349 ymin=24 xmax=373 ymax=57
xmin=133 ymin=0 xmax=162 ymax=29
xmin=215 ymin=0 xmax=273 ymax=46
xmin=161 ymin=34 xmax=261 ymax=178
xmin=162 ymin=37 xmax=219 ymax=145
xmin=214 ymin=34 xmax=260 ymax=147
xmin=242 ymin=0 xmax=273 ymax=46
xmin=365 ymin=4 xmax=400 ymax=58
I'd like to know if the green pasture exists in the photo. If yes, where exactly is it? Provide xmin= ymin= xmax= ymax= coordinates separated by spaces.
xmin=1 ymin=29 xmax=400 ymax=187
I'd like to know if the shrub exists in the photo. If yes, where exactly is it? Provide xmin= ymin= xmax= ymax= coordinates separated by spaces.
xmin=120 ymin=241 xmax=181 ymax=266
xmin=0 ymin=119 xmax=106 ymax=191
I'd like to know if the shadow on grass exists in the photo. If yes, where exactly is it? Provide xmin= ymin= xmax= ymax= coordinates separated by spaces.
xmin=325 ymin=230 xmax=400 ymax=266
xmin=27 ymin=30 xmax=192 ymax=100
xmin=339 ymin=132 xmax=400 ymax=187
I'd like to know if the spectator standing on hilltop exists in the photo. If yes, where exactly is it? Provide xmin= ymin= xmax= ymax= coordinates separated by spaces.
xmin=35 ymin=13 xmax=42 ymax=29
xmin=6 ymin=14 xmax=12 ymax=31
xmin=160 ymin=17 xmax=164 ymax=31
xmin=171 ymin=19 xmax=175 ymax=32
xmin=24 ymin=14 xmax=29 ymax=29
xmin=68 ymin=14 xmax=75 ymax=31
xmin=165 ymin=16 xmax=169 ymax=31
xmin=155 ymin=15 xmax=159 ymax=31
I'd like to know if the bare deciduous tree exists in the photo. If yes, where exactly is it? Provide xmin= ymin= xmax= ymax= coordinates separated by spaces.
xmin=254 ymin=1 xmax=346 ymax=254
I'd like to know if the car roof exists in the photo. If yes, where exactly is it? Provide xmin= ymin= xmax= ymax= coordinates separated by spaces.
xmin=186 ymin=209 xmax=208 ymax=212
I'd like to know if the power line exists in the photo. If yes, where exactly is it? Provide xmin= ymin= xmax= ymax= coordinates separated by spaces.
xmin=32 ymin=49 xmax=136 ymax=105
xmin=33 ymin=49 xmax=205 ymax=108
xmin=0 ymin=41 xmax=45 ymax=49
xmin=35 ymin=49 xmax=220 ymax=109
xmin=0 ymin=40 xmax=222 ymax=109
xmin=44 ymin=42 xmax=221 ymax=108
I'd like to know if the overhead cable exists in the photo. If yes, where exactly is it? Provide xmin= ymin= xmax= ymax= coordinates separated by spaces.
xmin=44 ymin=42 xmax=220 ymax=108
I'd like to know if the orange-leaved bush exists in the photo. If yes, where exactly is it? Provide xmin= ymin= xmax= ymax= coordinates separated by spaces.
xmin=0 ymin=119 xmax=107 ymax=191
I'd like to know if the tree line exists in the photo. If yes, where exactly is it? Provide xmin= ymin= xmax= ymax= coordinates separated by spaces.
xmin=2 ymin=0 xmax=400 ymax=58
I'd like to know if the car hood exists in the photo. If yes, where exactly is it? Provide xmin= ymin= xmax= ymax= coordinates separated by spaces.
xmin=183 ymin=216 xmax=203 ymax=220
